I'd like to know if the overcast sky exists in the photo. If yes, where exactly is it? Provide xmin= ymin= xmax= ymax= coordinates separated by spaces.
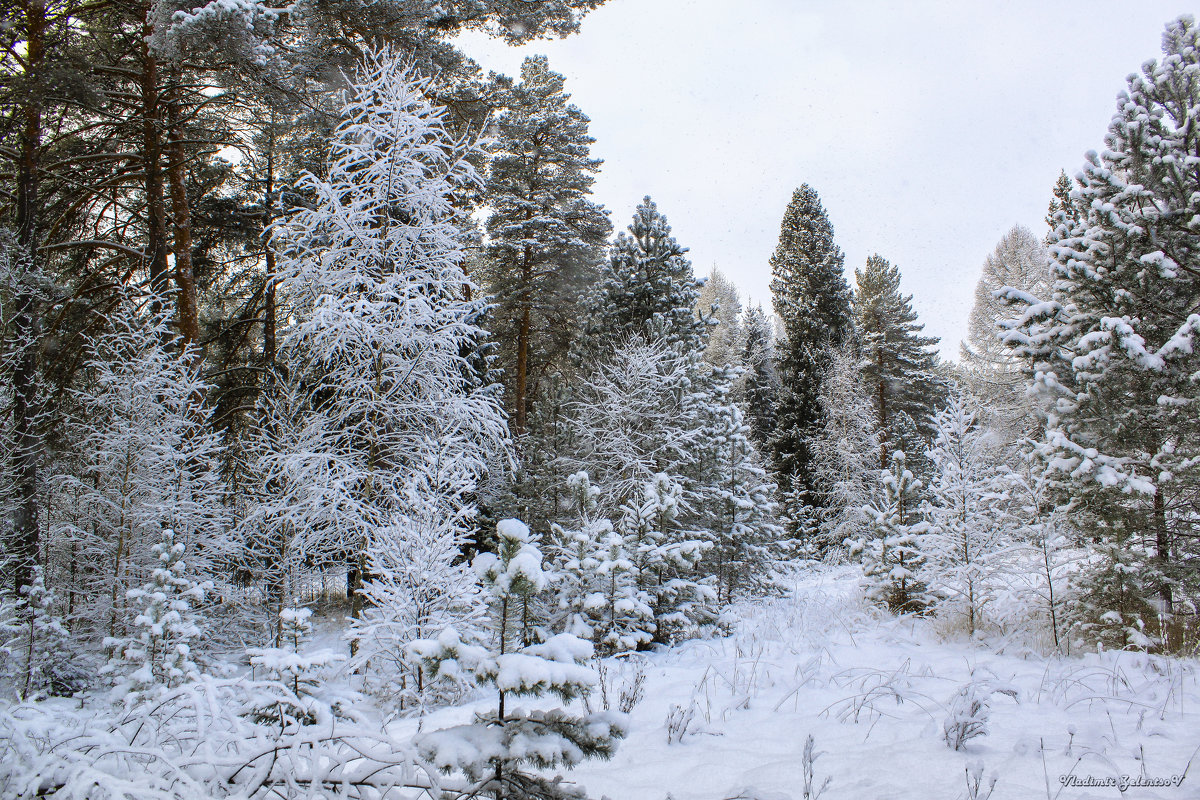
xmin=457 ymin=1 xmax=1190 ymax=358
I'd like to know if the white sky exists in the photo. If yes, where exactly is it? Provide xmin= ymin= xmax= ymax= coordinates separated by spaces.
xmin=457 ymin=1 xmax=1190 ymax=358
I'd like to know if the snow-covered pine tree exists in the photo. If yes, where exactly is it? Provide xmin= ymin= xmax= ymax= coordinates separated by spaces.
xmin=268 ymin=51 xmax=509 ymax=643
xmin=853 ymin=254 xmax=943 ymax=473
xmin=960 ymin=226 xmax=1051 ymax=443
xmin=768 ymin=185 xmax=854 ymax=528
xmin=923 ymin=388 xmax=1011 ymax=637
xmin=245 ymin=607 xmax=346 ymax=731
xmin=480 ymin=55 xmax=611 ymax=434
xmin=810 ymin=342 xmax=880 ymax=556
xmin=407 ymin=519 xmax=626 ymax=800
xmin=580 ymin=196 xmax=708 ymax=358
xmin=1000 ymin=16 xmax=1200 ymax=650
xmin=741 ymin=304 xmax=782 ymax=455
xmin=108 ymin=526 xmax=211 ymax=704
xmin=853 ymin=451 xmax=932 ymax=615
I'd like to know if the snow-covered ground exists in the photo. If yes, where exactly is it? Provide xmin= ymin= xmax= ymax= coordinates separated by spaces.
xmin=406 ymin=566 xmax=1198 ymax=800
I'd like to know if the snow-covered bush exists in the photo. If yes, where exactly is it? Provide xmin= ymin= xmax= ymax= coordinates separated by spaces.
xmin=942 ymin=674 xmax=1017 ymax=751
xmin=407 ymin=519 xmax=626 ymax=799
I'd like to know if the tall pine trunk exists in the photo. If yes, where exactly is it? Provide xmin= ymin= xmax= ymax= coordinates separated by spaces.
xmin=140 ymin=11 xmax=170 ymax=306
xmin=10 ymin=0 xmax=46 ymax=600
xmin=165 ymin=78 xmax=200 ymax=349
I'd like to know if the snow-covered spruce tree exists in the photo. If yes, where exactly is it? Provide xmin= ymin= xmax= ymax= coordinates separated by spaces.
xmin=692 ymin=367 xmax=782 ymax=603
xmin=697 ymin=267 xmax=745 ymax=372
xmin=1000 ymin=16 xmax=1200 ymax=650
xmin=922 ymin=388 xmax=1012 ymax=637
xmin=52 ymin=297 xmax=227 ymax=649
xmin=407 ymin=519 xmax=626 ymax=800
xmin=580 ymin=196 xmax=708 ymax=359
xmin=768 ymin=185 xmax=854 ymax=529
xmin=543 ymin=471 xmax=657 ymax=654
xmin=618 ymin=473 xmax=715 ymax=643
xmin=852 ymin=451 xmax=932 ymax=615
xmin=960 ymin=226 xmax=1051 ymax=443
xmin=4 ymin=566 xmax=76 ymax=699
xmin=741 ymin=304 xmax=782 ymax=455
xmin=107 ymin=526 xmax=212 ymax=705
xmin=1044 ymin=170 xmax=1083 ymax=242
xmin=268 ymin=52 xmax=509 ymax=646
xmin=546 ymin=471 xmax=605 ymax=640
xmin=591 ymin=520 xmax=655 ymax=654
xmin=480 ymin=54 xmax=611 ymax=434
xmin=853 ymin=254 xmax=943 ymax=473
xmin=810 ymin=342 xmax=880 ymax=557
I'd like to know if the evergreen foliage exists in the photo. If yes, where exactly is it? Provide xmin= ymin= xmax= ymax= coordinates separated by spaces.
xmin=853 ymin=254 xmax=943 ymax=473
xmin=480 ymin=55 xmax=611 ymax=433
xmin=408 ymin=519 xmax=627 ymax=800
xmin=741 ymin=305 xmax=782 ymax=454
xmin=1001 ymin=15 xmax=1200 ymax=649
xmin=768 ymin=185 xmax=854 ymax=516
xmin=582 ymin=197 xmax=708 ymax=357
xmin=853 ymin=451 xmax=932 ymax=615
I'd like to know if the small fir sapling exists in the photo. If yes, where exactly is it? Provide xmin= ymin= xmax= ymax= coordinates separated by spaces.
xmin=406 ymin=519 xmax=626 ymax=800
xmin=246 ymin=607 xmax=346 ymax=730
xmin=691 ymin=366 xmax=782 ymax=603
xmin=106 ymin=527 xmax=212 ymax=705
xmin=547 ymin=472 xmax=606 ymax=640
xmin=548 ymin=471 xmax=654 ymax=653
xmin=5 ymin=567 xmax=80 ymax=698
xmin=852 ymin=451 xmax=933 ymax=615
xmin=620 ymin=473 xmax=715 ymax=642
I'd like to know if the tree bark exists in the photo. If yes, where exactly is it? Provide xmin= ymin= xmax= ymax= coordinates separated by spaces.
xmin=10 ymin=0 xmax=47 ymax=600
xmin=140 ymin=11 xmax=170 ymax=305
xmin=165 ymin=77 xmax=200 ymax=349
xmin=514 ymin=248 xmax=533 ymax=433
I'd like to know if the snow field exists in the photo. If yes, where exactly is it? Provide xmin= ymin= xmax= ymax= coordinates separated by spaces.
xmin=553 ymin=567 xmax=1200 ymax=800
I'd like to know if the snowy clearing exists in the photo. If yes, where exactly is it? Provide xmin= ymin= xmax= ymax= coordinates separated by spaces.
xmin=445 ymin=566 xmax=1199 ymax=800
